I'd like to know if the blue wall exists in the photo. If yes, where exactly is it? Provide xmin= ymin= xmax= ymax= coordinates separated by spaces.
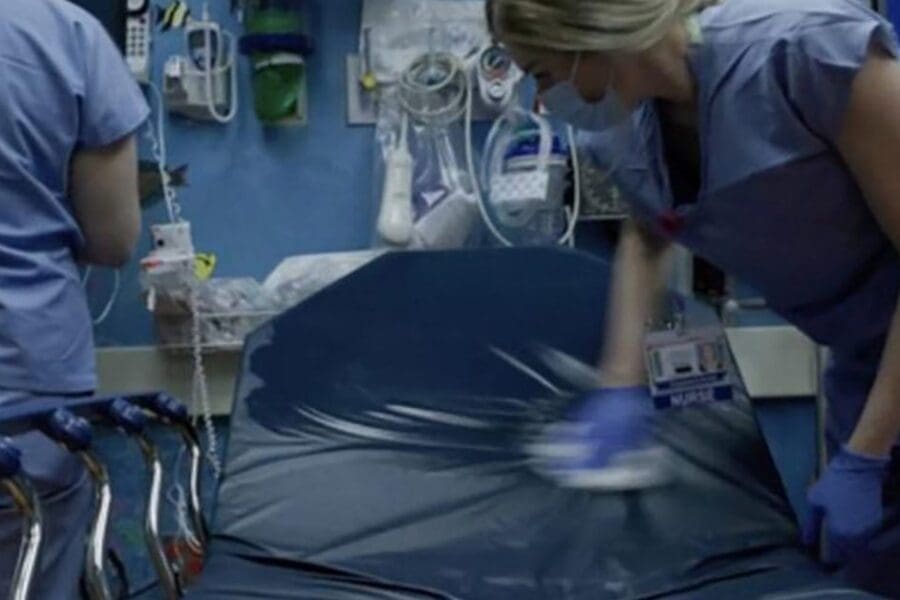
xmin=90 ymin=0 xmax=373 ymax=346
xmin=91 ymin=0 xmax=900 ymax=347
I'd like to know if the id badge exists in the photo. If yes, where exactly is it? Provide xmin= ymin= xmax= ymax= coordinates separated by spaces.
xmin=644 ymin=324 xmax=734 ymax=409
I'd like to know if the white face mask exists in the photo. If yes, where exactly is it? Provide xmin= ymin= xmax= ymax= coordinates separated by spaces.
xmin=540 ymin=53 xmax=626 ymax=131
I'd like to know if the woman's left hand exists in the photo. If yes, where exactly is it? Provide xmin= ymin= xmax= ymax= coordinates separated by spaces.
xmin=802 ymin=446 xmax=889 ymax=565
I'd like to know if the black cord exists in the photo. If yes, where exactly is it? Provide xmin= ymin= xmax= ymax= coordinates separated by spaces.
xmin=107 ymin=548 xmax=130 ymax=600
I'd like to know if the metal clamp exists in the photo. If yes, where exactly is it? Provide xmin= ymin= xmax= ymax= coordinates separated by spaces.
xmin=647 ymin=294 xmax=688 ymax=335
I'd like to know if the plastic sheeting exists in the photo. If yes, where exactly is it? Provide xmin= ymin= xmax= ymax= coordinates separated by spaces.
xmin=186 ymin=249 xmax=874 ymax=599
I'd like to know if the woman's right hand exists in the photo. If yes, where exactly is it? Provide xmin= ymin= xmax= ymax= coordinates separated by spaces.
xmin=527 ymin=386 xmax=673 ymax=490
xmin=532 ymin=386 xmax=654 ymax=466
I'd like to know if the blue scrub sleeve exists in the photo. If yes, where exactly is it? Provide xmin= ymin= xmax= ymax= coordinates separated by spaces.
xmin=76 ymin=17 xmax=149 ymax=148
xmin=785 ymin=17 xmax=900 ymax=142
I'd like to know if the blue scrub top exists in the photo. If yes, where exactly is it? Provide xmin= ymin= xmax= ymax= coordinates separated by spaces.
xmin=585 ymin=0 xmax=900 ymax=355
xmin=0 ymin=0 xmax=149 ymax=394
xmin=581 ymin=0 xmax=900 ymax=442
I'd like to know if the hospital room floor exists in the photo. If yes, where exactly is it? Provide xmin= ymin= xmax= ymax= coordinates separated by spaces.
xmin=93 ymin=402 xmax=815 ymax=598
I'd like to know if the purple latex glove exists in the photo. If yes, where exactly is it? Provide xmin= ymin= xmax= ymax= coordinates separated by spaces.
xmin=528 ymin=386 xmax=670 ymax=490
xmin=558 ymin=386 xmax=655 ymax=468
xmin=802 ymin=446 xmax=889 ymax=565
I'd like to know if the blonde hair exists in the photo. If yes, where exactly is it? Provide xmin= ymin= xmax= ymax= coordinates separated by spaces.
xmin=487 ymin=0 xmax=718 ymax=52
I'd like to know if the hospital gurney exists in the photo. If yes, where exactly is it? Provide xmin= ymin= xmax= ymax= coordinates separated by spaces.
xmin=0 ymin=250 xmax=872 ymax=599
xmin=182 ymin=248 xmax=876 ymax=599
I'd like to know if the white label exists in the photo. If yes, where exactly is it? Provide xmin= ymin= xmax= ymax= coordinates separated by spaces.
xmin=490 ymin=171 xmax=550 ymax=207
xmin=644 ymin=325 xmax=733 ymax=408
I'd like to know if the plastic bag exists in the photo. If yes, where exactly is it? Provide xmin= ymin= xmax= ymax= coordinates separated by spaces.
xmin=372 ymin=84 xmax=481 ymax=249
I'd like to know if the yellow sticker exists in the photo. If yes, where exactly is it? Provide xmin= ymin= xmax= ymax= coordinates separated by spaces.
xmin=194 ymin=253 xmax=217 ymax=281
xmin=158 ymin=1 xmax=191 ymax=32
xmin=360 ymin=72 xmax=378 ymax=92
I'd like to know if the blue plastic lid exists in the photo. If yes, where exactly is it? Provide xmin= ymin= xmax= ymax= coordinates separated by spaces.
xmin=42 ymin=409 xmax=92 ymax=451
xmin=504 ymin=131 xmax=568 ymax=161
xmin=108 ymin=398 xmax=147 ymax=435
xmin=145 ymin=393 xmax=189 ymax=424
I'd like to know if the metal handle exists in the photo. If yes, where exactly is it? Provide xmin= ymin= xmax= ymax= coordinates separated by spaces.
xmin=177 ymin=423 xmax=209 ymax=548
xmin=1 ymin=476 xmax=43 ymax=600
xmin=36 ymin=410 xmax=111 ymax=600
xmin=136 ymin=434 xmax=181 ymax=599
xmin=78 ymin=451 xmax=112 ymax=600
xmin=136 ymin=394 xmax=209 ymax=548
xmin=106 ymin=397 xmax=182 ymax=598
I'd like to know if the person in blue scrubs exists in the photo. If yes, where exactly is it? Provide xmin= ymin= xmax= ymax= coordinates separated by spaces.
xmin=0 ymin=0 xmax=148 ymax=596
xmin=489 ymin=0 xmax=900 ymax=594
